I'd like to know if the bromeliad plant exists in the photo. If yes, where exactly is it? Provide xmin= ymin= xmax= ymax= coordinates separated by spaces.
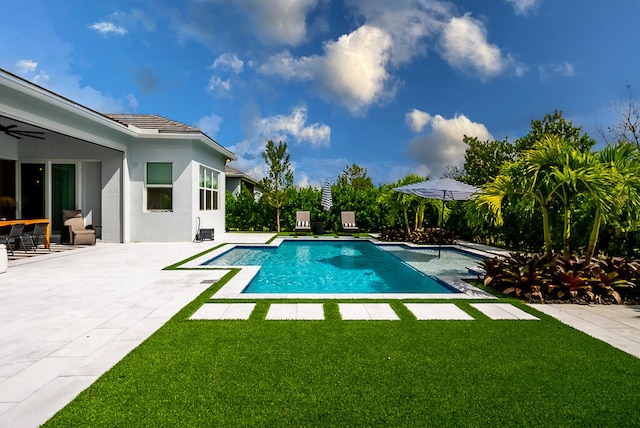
xmin=480 ymin=252 xmax=550 ymax=302
xmin=548 ymin=256 xmax=594 ymax=302
xmin=480 ymin=253 xmax=639 ymax=303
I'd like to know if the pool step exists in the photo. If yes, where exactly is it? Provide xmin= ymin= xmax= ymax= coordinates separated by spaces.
xmin=190 ymin=303 xmax=539 ymax=321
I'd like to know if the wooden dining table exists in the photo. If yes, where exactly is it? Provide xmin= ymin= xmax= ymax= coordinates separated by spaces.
xmin=0 ymin=219 xmax=50 ymax=249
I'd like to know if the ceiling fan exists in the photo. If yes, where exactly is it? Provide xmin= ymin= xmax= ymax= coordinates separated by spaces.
xmin=0 ymin=121 xmax=45 ymax=140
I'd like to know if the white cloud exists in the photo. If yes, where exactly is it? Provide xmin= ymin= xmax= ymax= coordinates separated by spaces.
xmin=406 ymin=109 xmax=432 ymax=133
xmin=259 ymin=25 xmax=395 ymax=115
xmin=438 ymin=14 xmax=508 ymax=80
xmin=89 ymin=21 xmax=128 ymax=36
xmin=194 ymin=114 xmax=224 ymax=139
xmin=212 ymin=53 xmax=244 ymax=74
xmin=206 ymin=76 xmax=232 ymax=97
xmin=345 ymin=0 xmax=450 ymax=66
xmin=236 ymin=0 xmax=319 ymax=46
xmin=14 ymin=59 xmax=38 ymax=73
xmin=226 ymin=105 xmax=331 ymax=183
xmin=406 ymin=112 xmax=493 ymax=178
xmin=539 ymin=61 xmax=575 ymax=81
xmin=256 ymin=105 xmax=330 ymax=147
xmin=504 ymin=0 xmax=540 ymax=16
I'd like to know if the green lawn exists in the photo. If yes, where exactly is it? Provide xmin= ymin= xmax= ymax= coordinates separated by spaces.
xmin=45 ymin=272 xmax=640 ymax=427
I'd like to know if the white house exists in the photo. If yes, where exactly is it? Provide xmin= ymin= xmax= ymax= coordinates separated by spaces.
xmin=0 ymin=68 xmax=236 ymax=243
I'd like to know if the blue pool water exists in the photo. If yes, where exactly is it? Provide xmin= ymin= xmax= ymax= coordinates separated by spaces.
xmin=204 ymin=241 xmax=481 ymax=294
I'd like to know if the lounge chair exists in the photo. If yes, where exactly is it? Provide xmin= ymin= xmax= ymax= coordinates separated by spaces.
xmin=62 ymin=210 xmax=96 ymax=245
xmin=341 ymin=211 xmax=359 ymax=232
xmin=1 ymin=223 xmax=28 ymax=255
xmin=295 ymin=211 xmax=311 ymax=232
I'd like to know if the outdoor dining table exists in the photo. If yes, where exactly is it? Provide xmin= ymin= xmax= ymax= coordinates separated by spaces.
xmin=0 ymin=219 xmax=50 ymax=249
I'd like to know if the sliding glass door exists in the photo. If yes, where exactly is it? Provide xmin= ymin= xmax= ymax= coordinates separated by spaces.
xmin=20 ymin=162 xmax=76 ymax=233
xmin=20 ymin=163 xmax=45 ymax=219
xmin=52 ymin=164 xmax=76 ymax=232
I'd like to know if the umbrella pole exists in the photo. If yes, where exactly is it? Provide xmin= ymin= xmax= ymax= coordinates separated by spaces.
xmin=438 ymin=194 xmax=445 ymax=258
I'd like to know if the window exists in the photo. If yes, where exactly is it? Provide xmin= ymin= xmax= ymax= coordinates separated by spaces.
xmin=199 ymin=165 xmax=218 ymax=210
xmin=146 ymin=162 xmax=172 ymax=210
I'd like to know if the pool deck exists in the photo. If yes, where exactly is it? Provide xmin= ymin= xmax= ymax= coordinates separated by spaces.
xmin=0 ymin=233 xmax=639 ymax=427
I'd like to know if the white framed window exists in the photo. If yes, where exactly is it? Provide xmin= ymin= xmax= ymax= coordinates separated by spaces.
xmin=146 ymin=162 xmax=172 ymax=211
xmin=199 ymin=165 xmax=219 ymax=211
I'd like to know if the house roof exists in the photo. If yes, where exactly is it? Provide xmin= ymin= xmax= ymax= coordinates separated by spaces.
xmin=225 ymin=165 xmax=259 ymax=185
xmin=105 ymin=114 xmax=202 ymax=133
xmin=0 ymin=68 xmax=236 ymax=160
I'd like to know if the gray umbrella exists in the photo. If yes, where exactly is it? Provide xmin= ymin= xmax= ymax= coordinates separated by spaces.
xmin=394 ymin=178 xmax=480 ymax=257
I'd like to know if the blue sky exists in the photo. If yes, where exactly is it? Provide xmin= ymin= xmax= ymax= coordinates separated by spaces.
xmin=1 ymin=0 xmax=638 ymax=186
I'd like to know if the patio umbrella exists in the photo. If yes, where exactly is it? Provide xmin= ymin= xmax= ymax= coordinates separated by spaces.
xmin=394 ymin=178 xmax=480 ymax=257
xmin=321 ymin=178 xmax=333 ymax=211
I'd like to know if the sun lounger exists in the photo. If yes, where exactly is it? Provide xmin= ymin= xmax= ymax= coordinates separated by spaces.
xmin=341 ymin=211 xmax=359 ymax=232
xmin=295 ymin=211 xmax=311 ymax=232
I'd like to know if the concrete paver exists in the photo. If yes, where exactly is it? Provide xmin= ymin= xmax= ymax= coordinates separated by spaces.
xmin=405 ymin=303 xmax=474 ymax=320
xmin=339 ymin=303 xmax=399 ymax=320
xmin=266 ymin=304 xmax=324 ymax=320
xmin=471 ymin=303 xmax=539 ymax=320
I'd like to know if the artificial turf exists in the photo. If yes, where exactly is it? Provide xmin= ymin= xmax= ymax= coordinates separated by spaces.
xmin=44 ymin=272 xmax=640 ymax=427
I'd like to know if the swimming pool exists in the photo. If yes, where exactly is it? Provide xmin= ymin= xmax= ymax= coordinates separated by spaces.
xmin=204 ymin=240 xmax=482 ymax=295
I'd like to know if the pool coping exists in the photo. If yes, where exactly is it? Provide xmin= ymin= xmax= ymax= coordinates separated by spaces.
xmin=182 ymin=237 xmax=497 ymax=300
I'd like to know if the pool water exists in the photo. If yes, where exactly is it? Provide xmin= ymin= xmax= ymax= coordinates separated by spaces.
xmin=204 ymin=241 xmax=480 ymax=294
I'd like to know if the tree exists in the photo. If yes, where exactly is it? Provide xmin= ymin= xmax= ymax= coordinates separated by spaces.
xmin=460 ymin=136 xmax=515 ymax=186
xmin=515 ymin=110 xmax=595 ymax=153
xmin=471 ymin=136 xmax=606 ymax=259
xmin=259 ymin=140 xmax=293 ymax=232
xmin=336 ymin=163 xmax=374 ymax=190
xmin=598 ymin=85 xmax=640 ymax=148
xmin=584 ymin=143 xmax=640 ymax=259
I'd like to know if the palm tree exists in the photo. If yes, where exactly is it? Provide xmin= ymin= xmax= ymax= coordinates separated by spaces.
xmin=584 ymin=142 xmax=640 ymax=260
xmin=471 ymin=136 xmax=610 ymax=259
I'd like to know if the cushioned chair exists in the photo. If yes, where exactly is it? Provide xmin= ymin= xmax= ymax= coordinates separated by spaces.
xmin=341 ymin=211 xmax=359 ymax=232
xmin=62 ymin=210 xmax=96 ymax=245
xmin=294 ymin=211 xmax=311 ymax=232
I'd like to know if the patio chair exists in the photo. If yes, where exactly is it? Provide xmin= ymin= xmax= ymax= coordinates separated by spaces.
xmin=1 ymin=223 xmax=28 ymax=255
xmin=341 ymin=211 xmax=359 ymax=232
xmin=62 ymin=210 xmax=96 ymax=245
xmin=24 ymin=222 xmax=49 ymax=252
xmin=295 ymin=211 xmax=311 ymax=232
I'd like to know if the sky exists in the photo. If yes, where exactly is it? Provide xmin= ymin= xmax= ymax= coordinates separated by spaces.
xmin=1 ymin=0 xmax=638 ymax=187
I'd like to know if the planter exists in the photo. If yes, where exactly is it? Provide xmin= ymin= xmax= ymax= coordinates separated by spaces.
xmin=312 ymin=222 xmax=325 ymax=235
xmin=0 ymin=244 xmax=7 ymax=274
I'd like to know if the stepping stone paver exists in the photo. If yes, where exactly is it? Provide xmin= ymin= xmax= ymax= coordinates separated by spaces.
xmin=471 ymin=303 xmax=539 ymax=320
xmin=405 ymin=303 xmax=474 ymax=320
xmin=266 ymin=304 xmax=324 ymax=320
xmin=190 ymin=303 xmax=255 ymax=320
xmin=339 ymin=303 xmax=399 ymax=320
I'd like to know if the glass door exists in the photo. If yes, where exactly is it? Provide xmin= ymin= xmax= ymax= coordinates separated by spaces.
xmin=52 ymin=164 xmax=76 ymax=232
xmin=20 ymin=163 xmax=45 ymax=219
